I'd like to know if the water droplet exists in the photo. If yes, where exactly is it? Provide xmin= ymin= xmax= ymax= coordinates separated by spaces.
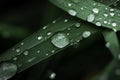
xmin=16 ymin=48 xmax=20 ymax=53
xmin=112 ymin=22 xmax=117 ymax=27
xmin=49 ymin=72 xmax=56 ymax=79
xmin=68 ymin=3 xmax=72 ymax=7
xmin=92 ymin=8 xmax=99 ymax=14
xmin=47 ymin=32 xmax=52 ymax=36
xmin=13 ymin=57 xmax=17 ymax=61
xmin=67 ymin=33 xmax=70 ymax=36
xmin=110 ymin=12 xmax=115 ymax=16
xmin=23 ymin=50 xmax=29 ymax=56
xmin=82 ymin=31 xmax=91 ymax=38
xmin=81 ymin=7 xmax=84 ymax=10
xmin=0 ymin=62 xmax=17 ymax=80
xmin=37 ymin=50 xmax=40 ymax=53
xmin=45 ymin=54 xmax=49 ymax=56
xmin=75 ymin=23 xmax=81 ymax=27
xmin=87 ymin=14 xmax=95 ymax=22
xmin=38 ymin=36 xmax=43 ymax=40
xmin=104 ymin=14 xmax=108 ymax=17
xmin=110 ymin=9 xmax=114 ymax=11
xmin=43 ymin=26 xmax=47 ymax=29
xmin=103 ymin=21 xmax=108 ymax=24
xmin=52 ymin=20 xmax=56 ymax=23
xmin=64 ymin=19 xmax=68 ymax=22
xmin=105 ymin=42 xmax=110 ymax=48
xmin=21 ymin=42 xmax=24 ymax=45
xmin=95 ymin=22 xmax=102 ymax=26
xmin=113 ymin=28 xmax=117 ymax=32
xmin=67 ymin=28 xmax=71 ymax=30
xmin=27 ymin=57 xmax=36 ymax=62
xmin=51 ymin=50 xmax=55 ymax=53
xmin=68 ymin=9 xmax=77 ymax=16
xmin=118 ymin=54 xmax=120 ymax=59
xmin=51 ymin=33 xmax=70 ymax=48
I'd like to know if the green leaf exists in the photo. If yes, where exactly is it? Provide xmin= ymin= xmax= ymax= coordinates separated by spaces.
xmin=0 ymin=15 xmax=100 ymax=73
xmin=102 ymin=30 xmax=120 ymax=59
xmin=49 ymin=0 xmax=120 ymax=31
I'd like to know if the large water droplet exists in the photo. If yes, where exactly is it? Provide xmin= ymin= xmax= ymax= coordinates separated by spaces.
xmin=0 ymin=62 xmax=17 ymax=80
xmin=51 ymin=33 xmax=70 ymax=48
xmin=87 ymin=14 xmax=95 ymax=22
xmin=68 ymin=9 xmax=77 ymax=16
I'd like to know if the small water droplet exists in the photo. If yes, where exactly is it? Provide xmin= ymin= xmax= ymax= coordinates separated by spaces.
xmin=23 ymin=50 xmax=29 ymax=56
xmin=21 ymin=42 xmax=24 ymax=45
xmin=103 ymin=21 xmax=108 ymax=24
xmin=110 ymin=12 xmax=115 ymax=16
xmin=49 ymin=72 xmax=56 ymax=79
xmin=13 ymin=57 xmax=17 ymax=61
xmin=51 ymin=33 xmax=70 ymax=48
xmin=52 ymin=20 xmax=56 ymax=23
xmin=104 ymin=14 xmax=108 ymax=17
xmin=68 ymin=9 xmax=77 ymax=16
xmin=46 ymin=54 xmax=49 ymax=56
xmin=67 ymin=28 xmax=71 ymax=30
xmin=113 ymin=28 xmax=117 ymax=32
xmin=51 ymin=50 xmax=55 ymax=53
xmin=87 ymin=14 xmax=95 ymax=22
xmin=82 ymin=31 xmax=91 ymax=38
xmin=95 ymin=22 xmax=102 ymax=26
xmin=47 ymin=32 xmax=52 ymax=36
xmin=75 ymin=23 xmax=81 ymax=27
xmin=67 ymin=33 xmax=70 ymax=36
xmin=68 ymin=3 xmax=72 ymax=7
xmin=16 ymin=48 xmax=20 ymax=53
xmin=110 ymin=8 xmax=114 ymax=11
xmin=118 ymin=54 xmax=120 ymax=59
xmin=0 ymin=62 xmax=17 ymax=80
xmin=112 ymin=22 xmax=117 ymax=27
xmin=64 ymin=19 xmax=68 ymax=22
xmin=27 ymin=57 xmax=36 ymax=62
xmin=43 ymin=26 xmax=47 ymax=29
xmin=92 ymin=8 xmax=99 ymax=14
xmin=105 ymin=42 xmax=110 ymax=48
xmin=37 ymin=50 xmax=40 ymax=53
xmin=38 ymin=36 xmax=43 ymax=40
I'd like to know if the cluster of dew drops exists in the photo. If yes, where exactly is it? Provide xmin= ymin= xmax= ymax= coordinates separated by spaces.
xmin=67 ymin=1 xmax=120 ymax=32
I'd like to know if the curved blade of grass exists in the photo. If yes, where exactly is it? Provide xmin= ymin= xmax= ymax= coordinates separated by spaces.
xmin=49 ymin=0 xmax=120 ymax=31
xmin=0 ymin=16 xmax=78 ymax=62
xmin=102 ymin=30 xmax=120 ymax=59
xmin=0 ymin=15 xmax=100 ymax=73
